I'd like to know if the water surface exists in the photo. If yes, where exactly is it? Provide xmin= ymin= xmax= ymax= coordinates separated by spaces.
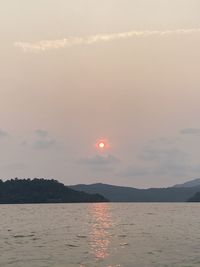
xmin=0 ymin=203 xmax=200 ymax=267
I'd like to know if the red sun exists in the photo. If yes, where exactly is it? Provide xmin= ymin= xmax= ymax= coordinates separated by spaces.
xmin=96 ymin=139 xmax=109 ymax=150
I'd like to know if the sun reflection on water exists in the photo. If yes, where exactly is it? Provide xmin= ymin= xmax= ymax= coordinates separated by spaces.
xmin=89 ymin=203 xmax=113 ymax=260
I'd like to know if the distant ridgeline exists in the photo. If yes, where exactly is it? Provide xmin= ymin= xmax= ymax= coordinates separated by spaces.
xmin=70 ymin=182 xmax=200 ymax=202
xmin=0 ymin=179 xmax=108 ymax=204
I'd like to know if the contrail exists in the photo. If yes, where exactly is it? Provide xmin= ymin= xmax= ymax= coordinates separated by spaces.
xmin=14 ymin=28 xmax=200 ymax=52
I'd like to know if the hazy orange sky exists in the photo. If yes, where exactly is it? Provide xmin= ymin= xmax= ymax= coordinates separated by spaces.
xmin=1 ymin=0 xmax=200 ymax=187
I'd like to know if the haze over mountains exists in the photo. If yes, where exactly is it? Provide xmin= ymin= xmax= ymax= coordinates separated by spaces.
xmin=173 ymin=178 xmax=200 ymax=188
xmin=70 ymin=178 xmax=200 ymax=202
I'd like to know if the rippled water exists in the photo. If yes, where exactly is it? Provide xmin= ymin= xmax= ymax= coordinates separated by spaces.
xmin=0 ymin=203 xmax=200 ymax=267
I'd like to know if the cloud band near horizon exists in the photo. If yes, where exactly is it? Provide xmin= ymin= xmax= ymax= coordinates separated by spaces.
xmin=14 ymin=28 xmax=200 ymax=52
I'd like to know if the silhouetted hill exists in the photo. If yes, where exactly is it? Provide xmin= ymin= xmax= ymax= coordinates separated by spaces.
xmin=0 ymin=179 xmax=108 ymax=204
xmin=173 ymin=178 xmax=200 ymax=188
xmin=70 ymin=183 xmax=200 ymax=202
xmin=188 ymin=192 xmax=200 ymax=202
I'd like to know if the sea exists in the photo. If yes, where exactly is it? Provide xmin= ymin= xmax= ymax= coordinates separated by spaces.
xmin=0 ymin=203 xmax=200 ymax=267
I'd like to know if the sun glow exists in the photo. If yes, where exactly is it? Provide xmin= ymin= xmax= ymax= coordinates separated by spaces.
xmin=96 ymin=139 xmax=109 ymax=151
xmin=99 ymin=142 xmax=105 ymax=149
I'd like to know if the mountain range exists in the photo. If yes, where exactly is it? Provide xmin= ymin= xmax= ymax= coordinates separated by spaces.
xmin=1 ymin=178 xmax=200 ymax=204
xmin=70 ymin=179 xmax=200 ymax=202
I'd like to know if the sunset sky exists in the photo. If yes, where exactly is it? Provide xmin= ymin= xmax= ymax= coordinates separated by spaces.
xmin=1 ymin=0 xmax=200 ymax=188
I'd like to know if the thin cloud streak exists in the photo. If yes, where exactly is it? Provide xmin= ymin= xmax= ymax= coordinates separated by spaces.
xmin=15 ymin=28 xmax=200 ymax=52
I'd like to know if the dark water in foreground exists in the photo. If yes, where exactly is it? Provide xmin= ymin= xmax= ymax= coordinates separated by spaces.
xmin=0 ymin=203 xmax=200 ymax=267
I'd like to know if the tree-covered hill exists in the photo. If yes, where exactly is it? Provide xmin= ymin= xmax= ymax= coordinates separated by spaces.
xmin=0 ymin=178 xmax=108 ymax=204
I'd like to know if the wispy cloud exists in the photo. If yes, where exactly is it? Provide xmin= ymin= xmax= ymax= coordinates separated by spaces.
xmin=35 ymin=129 xmax=49 ymax=138
xmin=33 ymin=129 xmax=56 ymax=149
xmin=33 ymin=139 xmax=56 ymax=149
xmin=0 ymin=129 xmax=9 ymax=138
xmin=78 ymin=154 xmax=120 ymax=172
xmin=78 ymin=154 xmax=120 ymax=166
xmin=14 ymin=28 xmax=200 ymax=52
xmin=180 ymin=128 xmax=200 ymax=135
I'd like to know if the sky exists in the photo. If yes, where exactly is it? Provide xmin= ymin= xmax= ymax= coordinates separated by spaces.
xmin=1 ymin=0 xmax=200 ymax=188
